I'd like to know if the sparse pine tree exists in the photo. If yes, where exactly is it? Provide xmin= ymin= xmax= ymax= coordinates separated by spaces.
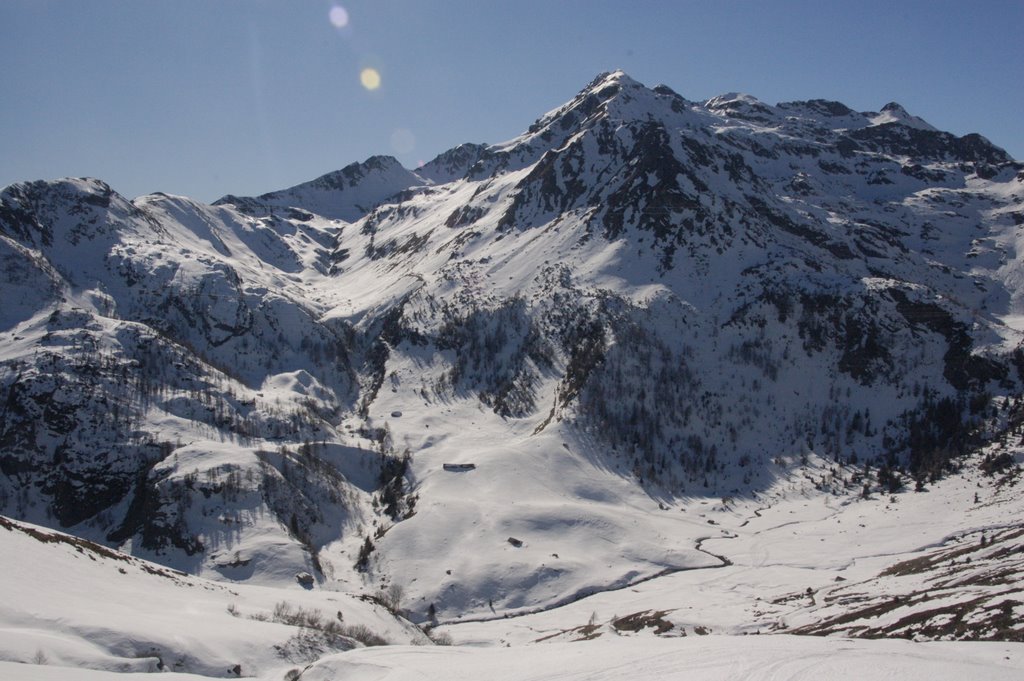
xmin=355 ymin=536 xmax=375 ymax=571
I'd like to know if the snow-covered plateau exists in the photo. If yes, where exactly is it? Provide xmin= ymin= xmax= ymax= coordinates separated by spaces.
xmin=1 ymin=71 xmax=1023 ymax=678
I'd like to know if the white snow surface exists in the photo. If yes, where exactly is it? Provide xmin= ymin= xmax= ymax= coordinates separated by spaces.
xmin=2 ymin=443 xmax=1022 ymax=679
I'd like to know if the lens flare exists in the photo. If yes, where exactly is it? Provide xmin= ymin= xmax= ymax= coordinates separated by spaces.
xmin=360 ymin=67 xmax=381 ymax=91
xmin=328 ymin=6 xmax=349 ymax=28
xmin=390 ymin=128 xmax=415 ymax=155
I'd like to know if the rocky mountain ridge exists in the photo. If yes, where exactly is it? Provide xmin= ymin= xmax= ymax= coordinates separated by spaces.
xmin=1 ymin=70 xmax=1023 ymax=617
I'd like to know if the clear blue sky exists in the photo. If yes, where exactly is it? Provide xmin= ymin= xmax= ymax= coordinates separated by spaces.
xmin=2 ymin=0 xmax=1021 ymax=202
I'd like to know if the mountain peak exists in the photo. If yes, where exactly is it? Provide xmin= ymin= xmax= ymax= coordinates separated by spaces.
xmin=416 ymin=143 xmax=489 ymax=184
xmin=705 ymin=92 xmax=764 ymax=108
xmin=871 ymin=101 xmax=937 ymax=131
xmin=586 ymin=69 xmax=643 ymax=91
xmin=214 ymin=154 xmax=420 ymax=222
xmin=571 ymin=70 xmax=646 ymax=111
xmin=704 ymin=92 xmax=777 ymax=123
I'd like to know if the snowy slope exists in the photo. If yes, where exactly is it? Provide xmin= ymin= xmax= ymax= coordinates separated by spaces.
xmin=0 ymin=515 xmax=428 ymax=679
xmin=2 ymin=441 xmax=1021 ymax=679
xmin=7 ymin=636 xmax=1021 ymax=681
xmin=214 ymin=156 xmax=423 ymax=222
xmin=441 ymin=442 xmax=1024 ymax=646
xmin=297 ymin=636 xmax=1024 ymax=681
xmin=1 ymin=70 xmax=1024 ymax=678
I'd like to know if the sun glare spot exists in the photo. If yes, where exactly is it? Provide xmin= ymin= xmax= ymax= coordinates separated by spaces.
xmin=360 ymin=67 xmax=381 ymax=91
xmin=390 ymin=128 xmax=415 ymax=154
xmin=328 ymin=6 xmax=349 ymax=28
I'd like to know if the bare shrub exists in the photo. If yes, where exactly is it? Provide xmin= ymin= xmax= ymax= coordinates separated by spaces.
xmin=428 ymin=630 xmax=453 ymax=646
xmin=267 ymin=601 xmax=388 ymax=647
xmin=340 ymin=624 xmax=388 ymax=647
xmin=377 ymin=583 xmax=404 ymax=614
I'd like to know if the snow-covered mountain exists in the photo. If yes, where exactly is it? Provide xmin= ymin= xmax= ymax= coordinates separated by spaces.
xmin=214 ymin=155 xmax=425 ymax=222
xmin=2 ymin=71 xmax=1023 ymax=674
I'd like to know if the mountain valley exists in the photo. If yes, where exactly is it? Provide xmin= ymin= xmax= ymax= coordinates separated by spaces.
xmin=2 ymin=70 xmax=1023 ymax=679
